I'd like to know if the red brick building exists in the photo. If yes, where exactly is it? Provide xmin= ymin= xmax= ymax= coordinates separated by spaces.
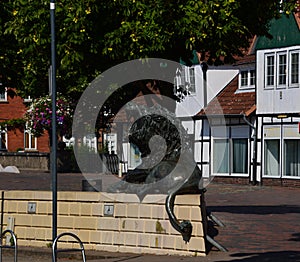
xmin=0 ymin=87 xmax=49 ymax=153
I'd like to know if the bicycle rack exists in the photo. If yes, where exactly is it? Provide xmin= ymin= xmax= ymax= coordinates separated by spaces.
xmin=0 ymin=229 xmax=17 ymax=262
xmin=52 ymin=232 xmax=86 ymax=262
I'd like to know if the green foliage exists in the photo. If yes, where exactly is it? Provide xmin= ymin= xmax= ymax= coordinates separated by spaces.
xmin=0 ymin=0 xmax=297 ymax=99
xmin=0 ymin=118 xmax=25 ymax=131
xmin=102 ymin=0 xmax=297 ymax=64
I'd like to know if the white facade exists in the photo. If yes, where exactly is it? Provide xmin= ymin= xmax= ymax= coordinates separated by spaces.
xmin=192 ymin=117 xmax=254 ymax=181
xmin=114 ymin=41 xmax=300 ymax=184
xmin=256 ymin=44 xmax=300 ymax=181
xmin=175 ymin=63 xmax=255 ymax=181
xmin=257 ymin=116 xmax=300 ymax=180
xmin=257 ymin=46 xmax=300 ymax=115
xmin=175 ymin=65 xmax=238 ymax=117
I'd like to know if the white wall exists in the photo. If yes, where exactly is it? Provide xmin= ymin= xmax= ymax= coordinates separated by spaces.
xmin=175 ymin=65 xmax=238 ymax=117
xmin=256 ymin=46 xmax=300 ymax=115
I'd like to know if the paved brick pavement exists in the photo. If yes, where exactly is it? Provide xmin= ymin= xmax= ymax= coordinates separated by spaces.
xmin=1 ymin=171 xmax=300 ymax=261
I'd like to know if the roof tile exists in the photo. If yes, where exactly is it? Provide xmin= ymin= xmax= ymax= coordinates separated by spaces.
xmin=197 ymin=75 xmax=256 ymax=116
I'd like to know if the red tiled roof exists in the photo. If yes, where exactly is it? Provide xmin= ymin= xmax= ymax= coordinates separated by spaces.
xmin=196 ymin=75 xmax=256 ymax=116
xmin=234 ymin=54 xmax=256 ymax=66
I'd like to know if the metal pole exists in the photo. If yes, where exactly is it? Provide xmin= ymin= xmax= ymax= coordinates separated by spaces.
xmin=201 ymin=62 xmax=208 ymax=108
xmin=0 ymin=192 xmax=3 ymax=262
xmin=50 ymin=1 xmax=57 ymax=260
xmin=0 ymin=191 xmax=4 ymax=235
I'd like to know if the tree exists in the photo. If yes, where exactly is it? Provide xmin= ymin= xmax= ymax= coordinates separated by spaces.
xmin=1 ymin=0 xmax=296 ymax=99
xmin=102 ymin=0 xmax=297 ymax=64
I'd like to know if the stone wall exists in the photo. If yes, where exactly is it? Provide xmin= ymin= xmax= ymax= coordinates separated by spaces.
xmin=0 ymin=152 xmax=49 ymax=171
xmin=0 ymin=191 xmax=207 ymax=256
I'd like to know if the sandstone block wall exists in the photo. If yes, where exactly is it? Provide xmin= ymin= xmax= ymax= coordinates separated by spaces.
xmin=0 ymin=191 xmax=207 ymax=256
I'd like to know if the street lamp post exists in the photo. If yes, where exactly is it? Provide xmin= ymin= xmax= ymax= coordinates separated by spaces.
xmin=50 ymin=0 xmax=57 ymax=257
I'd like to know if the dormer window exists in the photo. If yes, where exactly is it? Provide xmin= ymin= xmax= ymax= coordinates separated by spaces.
xmin=239 ymin=69 xmax=255 ymax=89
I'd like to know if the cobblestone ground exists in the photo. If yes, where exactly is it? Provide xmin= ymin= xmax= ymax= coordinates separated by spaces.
xmin=204 ymin=183 xmax=300 ymax=261
xmin=1 ymin=171 xmax=300 ymax=261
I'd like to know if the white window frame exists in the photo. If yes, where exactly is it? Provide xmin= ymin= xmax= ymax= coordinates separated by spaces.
xmin=104 ymin=133 xmax=117 ymax=154
xmin=264 ymin=48 xmax=300 ymax=89
xmin=265 ymin=53 xmax=276 ymax=89
xmin=188 ymin=67 xmax=196 ymax=93
xmin=239 ymin=69 xmax=256 ymax=89
xmin=276 ymin=51 xmax=288 ymax=88
xmin=212 ymin=126 xmax=249 ymax=176
xmin=174 ymin=67 xmax=185 ymax=90
xmin=83 ymin=134 xmax=97 ymax=153
xmin=289 ymin=50 xmax=300 ymax=87
xmin=262 ymin=124 xmax=300 ymax=179
xmin=173 ymin=66 xmax=196 ymax=95
xmin=213 ymin=137 xmax=249 ymax=176
xmin=24 ymin=130 xmax=37 ymax=150
xmin=263 ymin=138 xmax=281 ymax=178
xmin=0 ymin=129 xmax=7 ymax=151
xmin=283 ymin=139 xmax=300 ymax=177
xmin=262 ymin=126 xmax=281 ymax=178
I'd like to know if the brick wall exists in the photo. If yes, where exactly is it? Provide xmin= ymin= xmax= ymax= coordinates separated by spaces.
xmin=212 ymin=176 xmax=250 ymax=185
xmin=0 ymin=191 xmax=207 ymax=256
xmin=0 ymin=88 xmax=50 ymax=152
xmin=263 ymin=178 xmax=300 ymax=188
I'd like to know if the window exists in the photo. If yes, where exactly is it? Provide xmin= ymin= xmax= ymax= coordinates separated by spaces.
xmin=290 ymin=52 xmax=300 ymax=85
xmin=240 ymin=71 xmax=248 ymax=87
xmin=24 ymin=130 xmax=36 ymax=150
xmin=83 ymin=134 xmax=97 ymax=152
xmin=232 ymin=139 xmax=248 ymax=173
xmin=264 ymin=140 xmax=280 ymax=176
xmin=277 ymin=52 xmax=287 ymax=86
xmin=213 ymin=139 xmax=229 ymax=173
xmin=129 ymin=143 xmax=142 ymax=169
xmin=284 ymin=140 xmax=300 ymax=176
xmin=266 ymin=54 xmax=275 ymax=87
xmin=240 ymin=69 xmax=256 ymax=89
xmin=250 ymin=70 xmax=256 ymax=85
xmin=264 ymin=48 xmax=300 ymax=89
xmin=174 ymin=67 xmax=186 ymax=93
xmin=188 ymin=67 xmax=196 ymax=93
xmin=174 ymin=66 xmax=196 ymax=96
xmin=104 ymin=133 xmax=117 ymax=154
xmin=213 ymin=138 xmax=248 ymax=174
xmin=0 ymin=131 xmax=7 ymax=151
xmin=0 ymin=83 xmax=6 ymax=101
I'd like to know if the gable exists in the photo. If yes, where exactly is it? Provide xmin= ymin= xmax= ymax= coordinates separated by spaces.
xmin=256 ymin=14 xmax=300 ymax=50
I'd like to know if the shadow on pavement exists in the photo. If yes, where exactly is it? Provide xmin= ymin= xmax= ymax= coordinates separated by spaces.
xmin=208 ymin=205 xmax=300 ymax=215
xmin=215 ymin=251 xmax=300 ymax=262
